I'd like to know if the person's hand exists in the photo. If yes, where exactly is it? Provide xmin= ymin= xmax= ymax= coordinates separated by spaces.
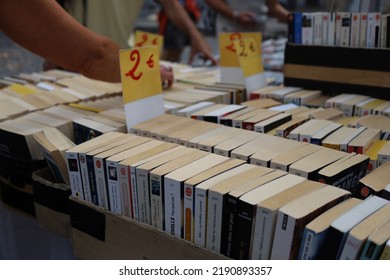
xmin=234 ymin=11 xmax=257 ymax=27
xmin=188 ymin=33 xmax=218 ymax=66
xmin=160 ymin=64 xmax=174 ymax=89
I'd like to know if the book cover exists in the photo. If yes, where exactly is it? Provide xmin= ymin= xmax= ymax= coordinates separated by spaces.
xmin=251 ymin=180 xmax=323 ymax=260
xmin=183 ymin=159 xmax=245 ymax=242
xmin=164 ymin=154 xmax=229 ymax=238
xmin=339 ymin=203 xmax=390 ymax=260
xmin=235 ymin=174 xmax=306 ymax=259
xmin=298 ymin=198 xmax=362 ymax=260
xmin=193 ymin=164 xmax=258 ymax=248
xmin=223 ymin=170 xmax=286 ymax=258
xmin=317 ymin=195 xmax=389 ymax=259
xmin=302 ymin=13 xmax=314 ymax=45
xmin=271 ymin=186 xmax=351 ymax=259
xmin=149 ymin=149 xmax=207 ymax=230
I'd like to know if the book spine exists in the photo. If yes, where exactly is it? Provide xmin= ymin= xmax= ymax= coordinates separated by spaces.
xmin=194 ymin=188 xmax=208 ymax=247
xmin=86 ymin=154 xmax=98 ymax=205
xmin=65 ymin=151 xmax=85 ymax=200
xmin=327 ymin=12 xmax=335 ymax=46
xmin=350 ymin=13 xmax=361 ymax=47
xmin=183 ymin=183 xmax=195 ymax=242
xmin=130 ymin=166 xmax=140 ymax=221
xmin=322 ymin=13 xmax=329 ymax=45
xmin=164 ymin=177 xmax=182 ymax=237
xmin=118 ymin=163 xmax=132 ymax=218
xmin=294 ymin=12 xmax=303 ymax=44
xmin=302 ymin=13 xmax=313 ymax=45
xmin=359 ymin=13 xmax=368 ymax=47
xmin=149 ymin=173 xmax=164 ymax=230
xmin=78 ymin=152 xmax=91 ymax=202
xmin=232 ymin=120 xmax=243 ymax=129
xmin=94 ymin=157 xmax=109 ymax=210
xmin=220 ymin=195 xmax=239 ymax=258
xmin=317 ymin=227 xmax=345 ymax=259
xmin=219 ymin=119 xmax=232 ymax=127
xmin=136 ymin=168 xmax=151 ymax=224
xmin=298 ymin=229 xmax=315 ymax=260
xmin=251 ymin=206 xmax=278 ymax=260
xmin=270 ymin=213 xmax=296 ymax=260
xmin=235 ymin=201 xmax=255 ymax=259
xmin=242 ymin=121 xmax=255 ymax=131
xmin=206 ymin=191 xmax=224 ymax=253
xmin=107 ymin=162 xmax=122 ymax=214
xmin=339 ymin=235 xmax=363 ymax=260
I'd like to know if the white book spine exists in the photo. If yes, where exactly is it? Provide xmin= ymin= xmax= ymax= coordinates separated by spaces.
xmin=313 ymin=13 xmax=323 ymax=45
xmin=117 ymin=164 xmax=131 ymax=218
xmin=232 ymin=120 xmax=243 ymax=128
xmin=251 ymin=206 xmax=278 ymax=260
xmin=130 ymin=166 xmax=140 ymax=221
xmin=205 ymin=191 xmax=224 ymax=253
xmin=183 ymin=183 xmax=195 ymax=242
xmin=78 ymin=152 xmax=89 ymax=201
xmin=366 ymin=13 xmax=381 ymax=48
xmin=380 ymin=15 xmax=389 ymax=48
xmin=339 ymin=235 xmax=364 ymax=260
xmin=164 ymin=177 xmax=182 ymax=237
xmin=350 ymin=13 xmax=361 ymax=47
xmin=302 ymin=13 xmax=314 ymax=45
xmin=94 ymin=157 xmax=109 ymax=209
xmin=327 ymin=12 xmax=335 ymax=46
xmin=322 ymin=13 xmax=329 ymax=45
xmin=150 ymin=173 xmax=164 ymax=230
xmin=194 ymin=188 xmax=208 ymax=247
xmin=359 ymin=13 xmax=368 ymax=47
xmin=271 ymin=213 xmax=296 ymax=259
xmin=270 ymin=162 xmax=288 ymax=172
xmin=135 ymin=167 xmax=151 ymax=224
xmin=65 ymin=151 xmax=85 ymax=200
xmin=336 ymin=12 xmax=351 ymax=46
xmin=107 ymin=161 xmax=123 ymax=214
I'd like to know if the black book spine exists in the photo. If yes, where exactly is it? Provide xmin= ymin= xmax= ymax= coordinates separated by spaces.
xmin=220 ymin=195 xmax=239 ymax=258
xmin=235 ymin=201 xmax=255 ymax=259
xmin=86 ymin=154 xmax=98 ymax=205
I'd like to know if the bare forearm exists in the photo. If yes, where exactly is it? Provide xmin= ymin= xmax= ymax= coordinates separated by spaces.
xmin=266 ymin=0 xmax=289 ymax=22
xmin=205 ymin=0 xmax=235 ymax=19
xmin=0 ymin=0 xmax=121 ymax=82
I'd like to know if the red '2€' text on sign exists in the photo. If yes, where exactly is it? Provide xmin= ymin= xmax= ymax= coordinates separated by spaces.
xmin=119 ymin=46 xmax=162 ymax=104
xmin=134 ymin=30 xmax=163 ymax=54
xmin=219 ymin=32 xmax=262 ymax=67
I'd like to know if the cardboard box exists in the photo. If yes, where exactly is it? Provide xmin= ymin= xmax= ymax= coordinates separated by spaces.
xmin=32 ymin=167 xmax=71 ymax=238
xmin=69 ymin=196 xmax=228 ymax=260
xmin=284 ymin=43 xmax=390 ymax=99
xmin=0 ymin=153 xmax=46 ymax=216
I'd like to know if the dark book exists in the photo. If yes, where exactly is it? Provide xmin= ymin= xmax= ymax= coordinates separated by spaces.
xmin=316 ymin=154 xmax=369 ymax=194
xmin=317 ymin=195 xmax=389 ymax=259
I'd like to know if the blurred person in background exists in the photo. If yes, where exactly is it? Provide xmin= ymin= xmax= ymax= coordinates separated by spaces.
xmin=158 ymin=0 xmax=204 ymax=63
xmin=204 ymin=0 xmax=289 ymax=36
xmin=0 ymin=0 xmax=216 ymax=87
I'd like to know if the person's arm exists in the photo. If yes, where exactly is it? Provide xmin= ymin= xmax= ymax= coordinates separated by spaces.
xmin=0 ymin=0 xmax=122 ymax=83
xmin=266 ymin=0 xmax=289 ymax=22
xmin=204 ymin=0 xmax=256 ymax=26
xmin=159 ymin=0 xmax=217 ymax=65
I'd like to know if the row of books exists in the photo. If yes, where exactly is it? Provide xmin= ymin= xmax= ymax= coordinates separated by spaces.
xmin=63 ymin=130 xmax=390 ymax=259
xmin=160 ymin=99 xmax=390 ymax=172
xmin=0 ymin=69 xmax=122 ymax=121
xmin=251 ymin=86 xmax=390 ymax=117
xmin=288 ymin=12 xmax=390 ymax=48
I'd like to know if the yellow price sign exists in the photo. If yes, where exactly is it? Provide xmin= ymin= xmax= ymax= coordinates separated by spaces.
xmin=234 ymin=37 xmax=264 ymax=77
xmin=119 ymin=46 xmax=162 ymax=104
xmin=134 ymin=30 xmax=163 ymax=54
xmin=219 ymin=32 xmax=262 ymax=67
